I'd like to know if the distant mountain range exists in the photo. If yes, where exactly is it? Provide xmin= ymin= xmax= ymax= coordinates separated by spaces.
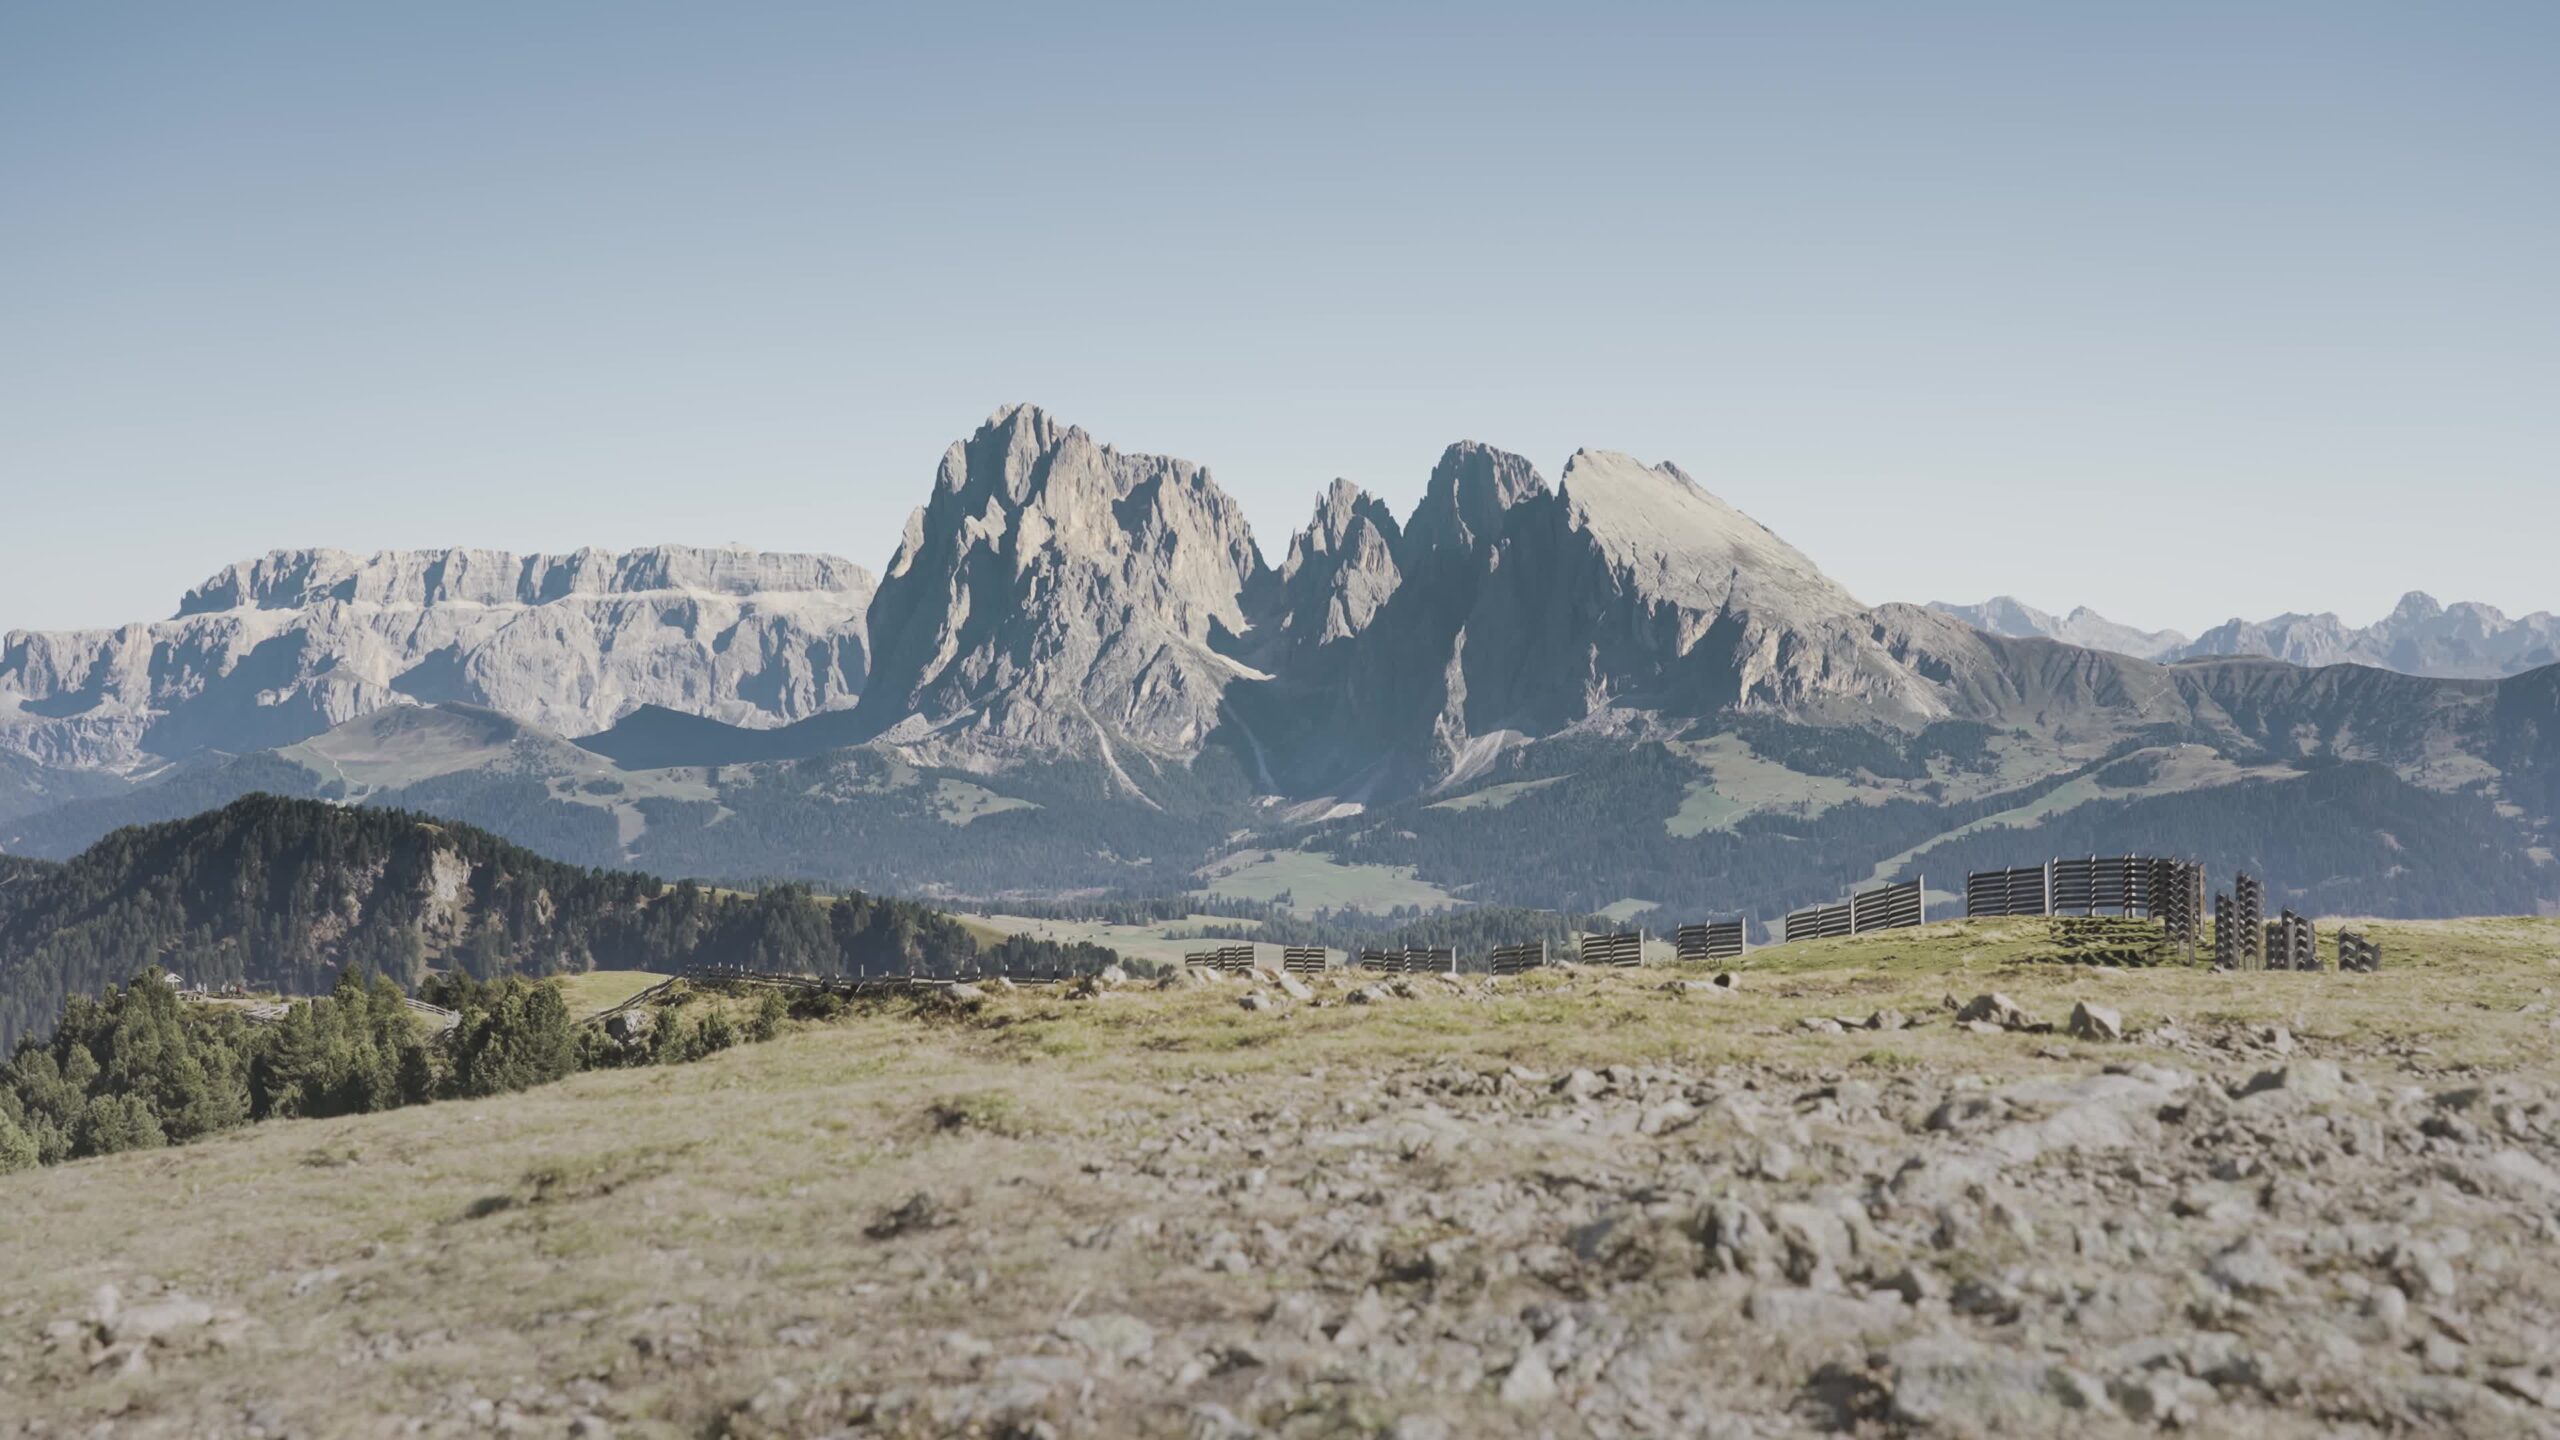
xmin=4 ymin=405 xmax=2556 ymax=924
xmin=1925 ymin=598 xmax=2191 ymax=662
xmin=0 ymin=545 xmax=871 ymax=773
xmin=1930 ymin=593 xmax=2560 ymax=679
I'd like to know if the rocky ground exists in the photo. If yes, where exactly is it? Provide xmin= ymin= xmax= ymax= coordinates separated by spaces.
xmin=5 ymin=918 xmax=2560 ymax=1438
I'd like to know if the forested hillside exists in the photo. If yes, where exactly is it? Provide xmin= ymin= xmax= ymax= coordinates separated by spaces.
xmin=0 ymin=794 xmax=1111 ymax=1050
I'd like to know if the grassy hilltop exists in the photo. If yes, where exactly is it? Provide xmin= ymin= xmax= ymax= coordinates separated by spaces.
xmin=4 ymin=917 xmax=2559 ymax=1437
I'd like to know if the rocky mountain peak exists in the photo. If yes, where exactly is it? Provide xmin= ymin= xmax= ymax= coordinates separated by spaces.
xmin=1403 ymin=443 xmax=1547 ymax=563
xmin=1269 ymin=481 xmax=1403 ymax=667
xmin=1290 ymin=479 xmax=1400 ymax=566
xmin=2391 ymin=591 xmax=2446 ymax=623
xmin=1555 ymin=449 xmax=1864 ymax=624
xmin=857 ymin=407 xmax=1273 ymax=767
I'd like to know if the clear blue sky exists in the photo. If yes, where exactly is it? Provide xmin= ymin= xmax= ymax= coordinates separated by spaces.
xmin=5 ymin=2 xmax=2554 ymax=636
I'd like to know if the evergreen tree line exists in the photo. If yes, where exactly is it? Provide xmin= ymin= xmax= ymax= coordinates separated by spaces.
xmin=0 ymin=966 xmax=587 ymax=1171
xmin=1189 ymin=904 xmax=1614 ymax=954
xmin=0 ymin=794 xmax=1121 ymax=1053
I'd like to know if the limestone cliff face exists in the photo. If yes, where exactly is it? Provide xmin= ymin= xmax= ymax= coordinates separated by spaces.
xmin=851 ymin=405 xmax=1273 ymax=768
xmin=1264 ymin=444 xmax=1951 ymax=789
xmin=1271 ymin=479 xmax=1402 ymax=669
xmin=0 ymin=546 xmax=873 ymax=770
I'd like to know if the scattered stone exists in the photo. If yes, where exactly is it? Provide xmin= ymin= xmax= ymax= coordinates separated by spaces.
xmin=865 ymin=1192 xmax=956 ymax=1240
xmin=2240 ymin=1060 xmax=2347 ymax=1104
xmin=1956 ymin=993 xmax=2033 ymax=1029
xmin=1237 ymin=992 xmax=1274 ymax=1012
xmin=1057 ymin=1313 xmax=1155 ymax=1364
xmin=106 ymin=1296 xmax=214 ymax=1343
xmin=2206 ymin=1237 xmax=2298 ymax=1298
xmin=1499 ymin=1344 xmax=1558 ymax=1405
xmin=1887 ymin=1335 xmax=2077 ymax=1435
xmin=1555 ymin=1069 xmax=1605 ymax=1100
xmin=2068 ymin=1002 xmax=2124 ymax=1042
xmin=2111 ymin=1371 xmax=2214 ymax=1426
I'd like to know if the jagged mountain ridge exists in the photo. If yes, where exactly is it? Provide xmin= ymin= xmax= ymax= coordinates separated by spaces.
xmin=0 ymin=545 xmax=875 ymax=772
xmin=6 ymin=406 xmax=2555 ymax=833
xmin=2182 ymin=592 xmax=2560 ymax=679
xmin=1926 ymin=597 xmax=2191 ymax=662
xmin=1933 ymin=593 xmax=2560 ymax=679
xmin=851 ymin=404 xmax=1270 ymax=773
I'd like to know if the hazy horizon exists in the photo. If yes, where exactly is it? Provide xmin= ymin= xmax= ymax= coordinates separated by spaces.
xmin=6 ymin=2 xmax=2555 ymax=637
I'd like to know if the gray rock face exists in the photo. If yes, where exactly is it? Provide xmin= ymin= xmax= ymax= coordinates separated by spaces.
xmin=1270 ymin=479 xmax=1402 ymax=676
xmin=1276 ymin=443 xmax=1950 ymax=789
xmin=851 ymin=404 xmax=1272 ymax=771
xmin=0 ymin=546 xmax=872 ymax=770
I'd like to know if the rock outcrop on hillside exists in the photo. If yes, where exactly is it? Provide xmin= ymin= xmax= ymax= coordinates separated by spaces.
xmin=0 ymin=546 xmax=873 ymax=771
xmin=850 ymin=405 xmax=1274 ymax=771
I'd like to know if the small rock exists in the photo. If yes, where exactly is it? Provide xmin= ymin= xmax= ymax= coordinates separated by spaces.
xmin=1498 ymin=1344 xmax=1558 ymax=1405
xmin=2240 ymin=1059 xmax=2346 ymax=1104
xmin=1237 ymin=993 xmax=1274 ymax=1012
xmin=1275 ymin=973 xmax=1315 ymax=1002
xmin=1638 ymin=1100 xmax=1699 ymax=1136
xmin=1057 ymin=1312 xmax=1155 ymax=1364
xmin=2366 ymin=1283 xmax=2411 ymax=1335
xmin=2111 ymin=1371 xmax=2213 ymax=1426
xmin=2205 ymin=1237 xmax=2298 ymax=1298
xmin=107 ymin=1296 xmax=214 ymax=1343
xmin=1888 ymin=1335 xmax=2075 ymax=1434
xmin=2067 ymin=1002 xmax=2124 ymax=1042
xmin=865 ymin=1191 xmax=954 ymax=1240
xmin=1956 ymin=993 xmax=2033 ymax=1029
